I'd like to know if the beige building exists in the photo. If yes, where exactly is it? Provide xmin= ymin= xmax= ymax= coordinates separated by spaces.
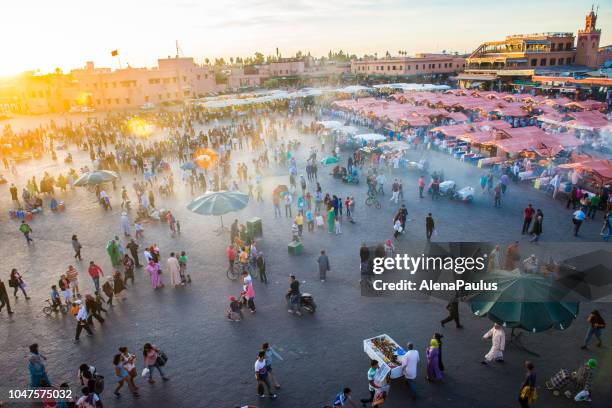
xmin=351 ymin=53 xmax=466 ymax=77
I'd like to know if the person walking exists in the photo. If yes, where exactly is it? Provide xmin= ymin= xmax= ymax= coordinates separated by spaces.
xmin=359 ymin=359 xmax=382 ymax=406
xmin=440 ymin=298 xmax=463 ymax=328
xmin=85 ymin=294 xmax=105 ymax=326
xmin=581 ymin=310 xmax=605 ymax=349
xmin=19 ymin=220 xmax=33 ymax=244
xmin=425 ymin=213 xmax=435 ymax=241
xmin=521 ymin=204 xmax=535 ymax=235
xmin=243 ymin=271 xmax=256 ymax=313
xmin=127 ymin=239 xmax=141 ymax=267
xmin=0 ymin=278 xmax=14 ymax=314
xmin=118 ymin=347 xmax=139 ymax=395
xmin=256 ymin=252 xmax=267 ymax=284
xmin=331 ymin=388 xmax=357 ymax=407
xmin=400 ymin=342 xmax=419 ymax=399
xmin=120 ymin=212 xmax=130 ymax=237
xmin=74 ymin=300 xmax=93 ymax=342
xmin=102 ymin=277 xmax=114 ymax=306
xmin=317 ymin=250 xmax=330 ymax=282
xmin=284 ymin=194 xmax=293 ymax=218
xmin=167 ymin=253 xmax=181 ymax=288
xmin=122 ymin=254 xmax=135 ymax=285
xmin=493 ymin=183 xmax=502 ymax=207
xmin=530 ymin=209 xmax=543 ymax=242
xmin=72 ymin=235 xmax=83 ymax=260
xmin=9 ymin=269 xmax=30 ymax=299
xmin=390 ymin=179 xmax=399 ymax=204
xmin=518 ymin=361 xmax=537 ymax=408
xmin=254 ymin=351 xmax=277 ymax=399
xmin=418 ymin=175 xmax=425 ymax=198
xmin=573 ymin=208 xmax=586 ymax=236
xmin=143 ymin=343 xmax=169 ymax=383
xmin=481 ymin=323 xmax=506 ymax=364
xmin=66 ymin=265 xmax=80 ymax=298
xmin=87 ymin=261 xmax=104 ymax=293
xmin=146 ymin=260 xmax=163 ymax=289
xmin=28 ymin=343 xmax=50 ymax=387
xmin=113 ymin=352 xmax=139 ymax=397
xmin=426 ymin=339 xmax=443 ymax=382
xmin=262 ymin=343 xmax=281 ymax=389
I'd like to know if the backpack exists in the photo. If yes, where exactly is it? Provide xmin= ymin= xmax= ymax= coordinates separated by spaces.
xmin=92 ymin=374 xmax=104 ymax=394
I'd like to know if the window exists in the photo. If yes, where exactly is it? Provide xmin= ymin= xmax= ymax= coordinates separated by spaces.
xmin=93 ymin=83 xmax=98 ymax=89
xmin=387 ymin=66 xmax=390 ymax=71
xmin=96 ymin=99 xmax=101 ymax=105
xmin=115 ymin=98 xmax=120 ymax=104
xmin=392 ymin=65 xmax=396 ymax=70
xmin=540 ymin=58 xmax=547 ymax=66
xmin=438 ymin=63 xmax=441 ymax=68
xmin=197 ymin=75 xmax=201 ymax=80
xmin=550 ymin=43 xmax=555 ymax=51
xmin=172 ymin=77 xmax=177 ymax=83
xmin=148 ymin=78 xmax=160 ymax=84
xmin=407 ymin=65 xmax=411 ymax=70
xmin=112 ymin=82 xmax=117 ymax=88
xmin=550 ymin=58 xmax=556 ymax=66
xmin=205 ymin=74 xmax=208 ymax=79
xmin=106 ymin=98 xmax=111 ymax=105
xmin=145 ymin=96 xmax=149 ymax=102
xmin=182 ymin=76 xmax=186 ymax=82
xmin=592 ymin=42 xmax=596 ymax=48
xmin=530 ymin=59 xmax=537 ymax=66
xmin=184 ymin=90 xmax=190 ymax=96
xmin=558 ymin=57 xmax=564 ymax=65
xmin=125 ymin=98 xmax=130 ymax=104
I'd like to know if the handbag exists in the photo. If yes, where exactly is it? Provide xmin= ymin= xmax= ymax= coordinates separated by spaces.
xmin=520 ymin=386 xmax=537 ymax=403
xmin=156 ymin=351 xmax=168 ymax=366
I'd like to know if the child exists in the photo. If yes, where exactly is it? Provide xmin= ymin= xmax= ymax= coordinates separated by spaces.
xmin=334 ymin=215 xmax=342 ymax=235
xmin=227 ymin=296 xmax=243 ymax=321
xmin=50 ymin=285 xmax=61 ymax=310
xmin=291 ymin=222 xmax=299 ymax=242
xmin=134 ymin=222 xmax=144 ymax=239
xmin=178 ymin=251 xmax=190 ymax=283
xmin=315 ymin=212 xmax=324 ymax=228
xmin=384 ymin=239 xmax=395 ymax=255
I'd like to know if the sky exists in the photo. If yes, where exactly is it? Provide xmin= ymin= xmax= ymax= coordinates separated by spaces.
xmin=1 ymin=0 xmax=611 ymax=76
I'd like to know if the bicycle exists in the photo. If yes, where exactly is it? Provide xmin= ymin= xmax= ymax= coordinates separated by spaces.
xmin=42 ymin=299 xmax=68 ymax=316
xmin=365 ymin=195 xmax=381 ymax=209
xmin=226 ymin=260 xmax=259 ymax=281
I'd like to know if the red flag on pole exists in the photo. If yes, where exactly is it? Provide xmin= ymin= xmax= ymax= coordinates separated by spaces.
xmin=111 ymin=50 xmax=118 ymax=57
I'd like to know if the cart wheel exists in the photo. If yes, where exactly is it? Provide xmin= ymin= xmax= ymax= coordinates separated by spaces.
xmin=365 ymin=197 xmax=374 ymax=207
xmin=375 ymin=201 xmax=381 ymax=209
xmin=466 ymin=195 xmax=473 ymax=202
xmin=42 ymin=306 xmax=52 ymax=316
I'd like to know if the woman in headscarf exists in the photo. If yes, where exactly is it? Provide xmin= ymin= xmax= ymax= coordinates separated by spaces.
xmin=28 ymin=343 xmax=50 ymax=387
xmin=146 ymin=260 xmax=162 ymax=289
xmin=106 ymin=238 xmax=121 ymax=267
xmin=326 ymin=205 xmax=335 ymax=234
xmin=481 ymin=323 xmax=506 ymax=364
xmin=426 ymin=339 xmax=443 ymax=382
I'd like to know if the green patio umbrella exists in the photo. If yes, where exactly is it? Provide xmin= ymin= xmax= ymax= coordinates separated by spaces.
xmin=186 ymin=191 xmax=249 ymax=234
xmin=74 ymin=170 xmax=119 ymax=186
xmin=468 ymin=270 xmax=579 ymax=355
xmin=320 ymin=156 xmax=339 ymax=165
xmin=468 ymin=270 xmax=579 ymax=332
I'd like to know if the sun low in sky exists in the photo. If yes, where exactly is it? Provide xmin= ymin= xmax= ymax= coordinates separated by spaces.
xmin=2 ymin=0 xmax=610 ymax=76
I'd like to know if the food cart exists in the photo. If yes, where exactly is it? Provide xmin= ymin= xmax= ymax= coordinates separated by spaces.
xmin=363 ymin=334 xmax=407 ymax=381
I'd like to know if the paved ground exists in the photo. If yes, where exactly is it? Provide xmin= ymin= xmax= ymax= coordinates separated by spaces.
xmin=0 ymin=114 xmax=611 ymax=408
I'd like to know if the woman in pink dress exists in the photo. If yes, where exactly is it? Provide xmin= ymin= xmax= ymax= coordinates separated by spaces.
xmin=146 ymin=260 xmax=162 ymax=289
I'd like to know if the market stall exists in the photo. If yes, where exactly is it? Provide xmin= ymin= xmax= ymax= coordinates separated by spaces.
xmin=363 ymin=334 xmax=407 ymax=380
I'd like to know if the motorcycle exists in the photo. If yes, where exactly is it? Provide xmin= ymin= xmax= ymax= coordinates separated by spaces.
xmin=300 ymin=293 xmax=317 ymax=313
xmin=450 ymin=186 xmax=475 ymax=202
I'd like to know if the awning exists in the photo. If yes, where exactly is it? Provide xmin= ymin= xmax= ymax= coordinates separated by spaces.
xmin=455 ymin=74 xmax=497 ymax=81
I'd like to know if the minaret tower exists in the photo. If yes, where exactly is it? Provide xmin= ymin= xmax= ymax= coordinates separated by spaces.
xmin=575 ymin=6 xmax=601 ymax=68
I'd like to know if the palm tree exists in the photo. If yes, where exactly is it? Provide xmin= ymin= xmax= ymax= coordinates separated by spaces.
xmin=204 ymin=58 xmax=210 ymax=65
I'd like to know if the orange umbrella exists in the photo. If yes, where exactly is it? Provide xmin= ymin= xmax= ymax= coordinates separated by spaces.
xmin=193 ymin=148 xmax=219 ymax=169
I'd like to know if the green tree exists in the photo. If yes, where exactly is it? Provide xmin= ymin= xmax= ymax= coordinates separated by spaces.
xmin=253 ymin=52 xmax=264 ymax=65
